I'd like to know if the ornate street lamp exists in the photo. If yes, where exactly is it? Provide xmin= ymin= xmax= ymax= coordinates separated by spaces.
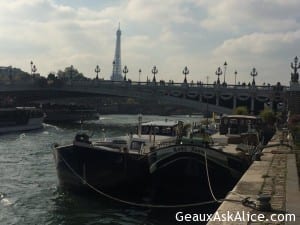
xmin=8 ymin=66 xmax=12 ymax=82
xmin=234 ymin=70 xmax=237 ymax=85
xmin=291 ymin=56 xmax=300 ymax=83
xmin=182 ymin=66 xmax=189 ymax=84
xmin=123 ymin=65 xmax=128 ymax=81
xmin=215 ymin=67 xmax=222 ymax=85
xmin=152 ymin=65 xmax=158 ymax=83
xmin=223 ymin=61 xmax=227 ymax=84
xmin=250 ymin=67 xmax=258 ymax=86
xmin=95 ymin=65 xmax=100 ymax=80
xmin=30 ymin=61 xmax=33 ymax=75
xmin=30 ymin=61 xmax=37 ymax=75
xmin=70 ymin=65 xmax=73 ymax=81
xmin=138 ymin=69 xmax=142 ymax=83
xmin=32 ymin=65 xmax=37 ymax=74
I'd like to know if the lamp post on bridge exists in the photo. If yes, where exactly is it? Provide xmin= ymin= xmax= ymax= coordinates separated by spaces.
xmin=215 ymin=67 xmax=222 ymax=85
xmin=223 ymin=61 xmax=227 ymax=85
xmin=234 ymin=70 xmax=237 ymax=86
xmin=123 ymin=65 xmax=128 ymax=81
xmin=250 ymin=67 xmax=257 ymax=86
xmin=95 ymin=65 xmax=100 ymax=80
xmin=30 ymin=61 xmax=37 ymax=76
xmin=32 ymin=65 xmax=37 ymax=75
xmin=182 ymin=66 xmax=189 ymax=84
xmin=70 ymin=65 xmax=73 ymax=82
xmin=138 ymin=69 xmax=142 ymax=83
xmin=8 ymin=66 xmax=12 ymax=83
xmin=291 ymin=56 xmax=300 ymax=83
xmin=249 ymin=67 xmax=258 ymax=114
xmin=152 ymin=66 xmax=158 ymax=84
xmin=30 ymin=61 xmax=33 ymax=75
xmin=205 ymin=76 xmax=209 ymax=128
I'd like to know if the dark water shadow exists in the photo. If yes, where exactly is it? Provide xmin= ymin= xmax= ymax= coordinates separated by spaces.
xmin=47 ymin=187 xmax=220 ymax=225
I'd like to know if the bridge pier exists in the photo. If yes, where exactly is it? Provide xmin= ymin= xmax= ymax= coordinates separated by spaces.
xmin=251 ymin=96 xmax=255 ymax=114
xmin=268 ymin=101 xmax=273 ymax=110
xmin=216 ymin=94 xmax=219 ymax=106
xmin=233 ymin=95 xmax=237 ymax=109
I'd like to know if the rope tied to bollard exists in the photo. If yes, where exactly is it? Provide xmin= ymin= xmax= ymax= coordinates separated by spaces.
xmin=58 ymin=153 xmax=218 ymax=208
xmin=57 ymin=150 xmax=282 ymax=211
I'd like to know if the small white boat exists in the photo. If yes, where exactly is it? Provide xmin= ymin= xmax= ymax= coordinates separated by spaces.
xmin=0 ymin=107 xmax=44 ymax=134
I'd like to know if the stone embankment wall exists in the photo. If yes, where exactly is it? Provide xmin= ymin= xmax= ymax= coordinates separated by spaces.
xmin=207 ymin=131 xmax=300 ymax=225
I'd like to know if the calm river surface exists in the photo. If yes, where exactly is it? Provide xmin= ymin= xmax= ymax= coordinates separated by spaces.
xmin=0 ymin=114 xmax=216 ymax=225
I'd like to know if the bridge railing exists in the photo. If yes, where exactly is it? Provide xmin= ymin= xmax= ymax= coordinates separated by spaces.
xmin=0 ymin=78 xmax=289 ymax=92
xmin=65 ymin=79 xmax=287 ymax=91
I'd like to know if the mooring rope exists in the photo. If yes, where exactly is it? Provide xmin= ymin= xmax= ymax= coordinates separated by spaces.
xmin=58 ymin=150 xmax=256 ymax=209
xmin=204 ymin=151 xmax=219 ymax=203
xmin=59 ymin=153 xmax=219 ymax=208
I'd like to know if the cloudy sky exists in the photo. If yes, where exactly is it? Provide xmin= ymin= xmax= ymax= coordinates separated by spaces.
xmin=0 ymin=0 xmax=299 ymax=85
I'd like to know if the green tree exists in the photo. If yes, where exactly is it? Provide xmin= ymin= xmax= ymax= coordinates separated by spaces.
xmin=56 ymin=66 xmax=87 ymax=81
xmin=233 ymin=106 xmax=249 ymax=115
xmin=47 ymin=72 xmax=56 ymax=81
xmin=260 ymin=108 xmax=276 ymax=125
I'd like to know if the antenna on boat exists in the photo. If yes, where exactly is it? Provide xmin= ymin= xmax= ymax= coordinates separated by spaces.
xmin=102 ymin=128 xmax=106 ymax=141
xmin=80 ymin=120 xmax=83 ymax=131
xmin=138 ymin=114 xmax=142 ymax=137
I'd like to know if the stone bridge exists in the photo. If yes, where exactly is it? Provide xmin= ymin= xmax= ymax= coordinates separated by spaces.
xmin=0 ymin=80 xmax=288 ymax=115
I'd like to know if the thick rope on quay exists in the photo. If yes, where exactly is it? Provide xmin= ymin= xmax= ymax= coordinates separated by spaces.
xmin=58 ymin=152 xmax=268 ymax=210
xmin=204 ymin=151 xmax=219 ymax=202
xmin=59 ymin=154 xmax=219 ymax=208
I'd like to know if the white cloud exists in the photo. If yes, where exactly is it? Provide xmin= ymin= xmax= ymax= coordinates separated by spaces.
xmin=126 ymin=0 xmax=194 ymax=24
xmin=214 ymin=31 xmax=300 ymax=55
xmin=199 ymin=0 xmax=300 ymax=33
xmin=210 ymin=30 xmax=300 ymax=83
xmin=0 ymin=0 xmax=299 ymax=84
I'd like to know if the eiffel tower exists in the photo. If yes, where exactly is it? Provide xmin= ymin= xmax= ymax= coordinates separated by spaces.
xmin=110 ymin=24 xmax=123 ymax=81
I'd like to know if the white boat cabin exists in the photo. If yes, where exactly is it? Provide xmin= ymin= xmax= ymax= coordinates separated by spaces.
xmin=219 ymin=115 xmax=262 ymax=135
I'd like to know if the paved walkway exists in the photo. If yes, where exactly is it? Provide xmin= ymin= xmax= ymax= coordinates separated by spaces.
xmin=207 ymin=132 xmax=300 ymax=225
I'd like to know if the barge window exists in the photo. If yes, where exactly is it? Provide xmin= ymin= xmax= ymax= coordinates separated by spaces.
xmin=161 ymin=127 xmax=172 ymax=135
xmin=131 ymin=141 xmax=144 ymax=151
xmin=239 ymin=119 xmax=245 ymax=125
xmin=229 ymin=119 xmax=238 ymax=125
xmin=141 ymin=126 xmax=149 ymax=134
xmin=154 ymin=126 xmax=160 ymax=134
xmin=223 ymin=118 xmax=228 ymax=124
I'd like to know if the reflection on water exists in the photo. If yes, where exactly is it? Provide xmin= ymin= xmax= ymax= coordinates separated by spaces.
xmin=50 ymin=191 xmax=154 ymax=225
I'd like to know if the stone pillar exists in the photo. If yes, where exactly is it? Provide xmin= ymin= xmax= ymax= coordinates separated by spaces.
xmin=216 ymin=94 xmax=219 ymax=106
xmin=269 ymin=101 xmax=273 ymax=110
xmin=251 ymin=96 xmax=255 ymax=113
xmin=233 ymin=95 xmax=237 ymax=109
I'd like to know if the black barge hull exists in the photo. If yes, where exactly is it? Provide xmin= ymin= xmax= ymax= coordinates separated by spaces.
xmin=53 ymin=144 xmax=150 ymax=200
xmin=148 ymin=144 xmax=249 ymax=204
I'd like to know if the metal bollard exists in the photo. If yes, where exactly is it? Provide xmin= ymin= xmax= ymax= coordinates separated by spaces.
xmin=257 ymin=194 xmax=272 ymax=211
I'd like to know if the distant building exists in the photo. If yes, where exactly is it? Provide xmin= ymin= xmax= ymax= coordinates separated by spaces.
xmin=0 ymin=66 xmax=31 ymax=82
xmin=0 ymin=66 xmax=12 ymax=78
xmin=110 ymin=25 xmax=123 ymax=81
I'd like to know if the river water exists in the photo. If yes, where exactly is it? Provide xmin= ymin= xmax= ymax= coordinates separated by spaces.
xmin=0 ymin=114 xmax=217 ymax=225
